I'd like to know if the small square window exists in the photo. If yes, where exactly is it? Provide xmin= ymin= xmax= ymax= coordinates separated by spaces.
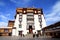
xmin=40 ymin=25 xmax=42 ymax=28
xmin=4 ymin=29 xmax=8 ymax=32
xmin=19 ymin=19 xmax=22 ymax=21
xmin=24 ymin=10 xmax=26 ymax=13
xmin=19 ymin=25 xmax=22 ymax=28
xmin=35 ymin=11 xmax=37 ymax=13
xmin=38 ymin=11 xmax=41 ymax=13
xmin=19 ymin=13 xmax=22 ymax=15
xmin=19 ymin=16 xmax=22 ymax=18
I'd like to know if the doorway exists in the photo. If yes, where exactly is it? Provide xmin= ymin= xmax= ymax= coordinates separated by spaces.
xmin=19 ymin=31 xmax=22 ymax=36
xmin=29 ymin=25 xmax=33 ymax=33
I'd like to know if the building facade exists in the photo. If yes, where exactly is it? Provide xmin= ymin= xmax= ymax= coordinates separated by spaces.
xmin=0 ymin=27 xmax=12 ymax=36
xmin=42 ymin=22 xmax=60 ymax=38
xmin=12 ymin=8 xmax=46 ymax=36
xmin=0 ymin=21 xmax=14 ymax=36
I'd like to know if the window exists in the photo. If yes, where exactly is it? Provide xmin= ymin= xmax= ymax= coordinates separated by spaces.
xmin=52 ymin=27 xmax=56 ymax=30
xmin=19 ymin=13 xmax=22 ymax=15
xmin=19 ymin=25 xmax=22 ymax=28
xmin=35 ymin=11 xmax=37 ymax=13
xmin=19 ymin=14 xmax=22 ymax=22
xmin=19 ymin=13 xmax=22 ymax=19
xmin=19 ymin=18 xmax=22 ymax=22
xmin=19 ymin=16 xmax=22 ymax=18
xmin=27 ymin=13 xmax=33 ymax=16
xmin=38 ymin=15 xmax=41 ymax=19
xmin=40 ymin=25 xmax=42 ymax=28
xmin=38 ymin=11 xmax=41 ymax=13
xmin=24 ymin=10 xmax=26 ymax=13
xmin=56 ymin=26 xmax=60 ymax=28
xmin=4 ymin=29 xmax=8 ymax=32
xmin=39 ymin=18 xmax=41 ymax=21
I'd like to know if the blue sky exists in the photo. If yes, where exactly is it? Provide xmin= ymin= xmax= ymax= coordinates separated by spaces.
xmin=0 ymin=0 xmax=60 ymax=27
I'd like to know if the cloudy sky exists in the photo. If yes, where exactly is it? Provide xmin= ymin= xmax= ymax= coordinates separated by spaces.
xmin=0 ymin=0 xmax=60 ymax=27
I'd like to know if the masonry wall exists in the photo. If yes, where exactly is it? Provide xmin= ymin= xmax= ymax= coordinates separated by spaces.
xmin=12 ymin=8 xmax=46 ymax=36
xmin=0 ymin=28 xmax=12 ymax=36
xmin=8 ymin=21 xmax=14 ymax=27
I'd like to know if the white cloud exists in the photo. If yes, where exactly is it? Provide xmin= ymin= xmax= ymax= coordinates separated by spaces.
xmin=0 ymin=15 xmax=7 ymax=20
xmin=45 ymin=1 xmax=60 ymax=26
xmin=10 ymin=0 xmax=18 ymax=3
xmin=10 ymin=0 xmax=30 ymax=7
xmin=23 ymin=0 xmax=30 ymax=2
xmin=0 ymin=22 xmax=7 ymax=27
xmin=0 ymin=10 xmax=15 ymax=27
xmin=0 ymin=12 xmax=11 ymax=27
xmin=0 ymin=12 xmax=11 ymax=20
xmin=0 ymin=14 xmax=8 ymax=27
xmin=0 ymin=14 xmax=10 ymax=21
xmin=6 ymin=14 xmax=11 ymax=17
xmin=10 ymin=0 xmax=30 ymax=4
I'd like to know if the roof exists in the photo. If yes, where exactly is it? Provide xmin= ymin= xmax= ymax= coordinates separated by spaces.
xmin=43 ymin=21 xmax=60 ymax=29
xmin=0 ymin=27 xmax=12 ymax=29
xmin=16 ymin=8 xmax=42 ymax=10
xmin=16 ymin=8 xmax=43 ymax=13
xmin=9 ymin=20 xmax=15 ymax=23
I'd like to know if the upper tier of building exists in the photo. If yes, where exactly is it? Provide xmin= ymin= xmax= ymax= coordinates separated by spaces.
xmin=16 ymin=8 xmax=43 ymax=14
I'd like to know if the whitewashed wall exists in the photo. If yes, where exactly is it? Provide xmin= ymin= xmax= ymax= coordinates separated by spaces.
xmin=12 ymin=14 xmax=19 ymax=36
xmin=34 ymin=15 xmax=41 ymax=34
xmin=41 ymin=15 xmax=46 ymax=28
xmin=22 ymin=14 xmax=28 ymax=35
xmin=12 ymin=13 xmax=46 ymax=36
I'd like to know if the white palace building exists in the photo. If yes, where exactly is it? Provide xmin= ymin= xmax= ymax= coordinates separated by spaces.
xmin=12 ymin=8 xmax=46 ymax=36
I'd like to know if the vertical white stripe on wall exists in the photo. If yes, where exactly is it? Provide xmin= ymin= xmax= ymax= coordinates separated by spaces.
xmin=34 ymin=15 xmax=41 ymax=31
xmin=41 ymin=15 xmax=46 ymax=28
xmin=12 ymin=14 xmax=19 ymax=36
xmin=22 ymin=14 xmax=27 ymax=35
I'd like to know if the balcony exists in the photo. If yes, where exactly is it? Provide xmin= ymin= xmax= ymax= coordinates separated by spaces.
xmin=26 ymin=25 xmax=35 ymax=30
xmin=19 ymin=13 xmax=22 ymax=15
xmin=27 ymin=21 xmax=34 ymax=23
xmin=27 ymin=13 xmax=33 ymax=16
xmin=27 ymin=10 xmax=33 ymax=13
xmin=27 ymin=16 xmax=34 ymax=19
xmin=27 ymin=18 xmax=34 ymax=21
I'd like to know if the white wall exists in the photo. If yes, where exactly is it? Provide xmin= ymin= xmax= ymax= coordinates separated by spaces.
xmin=12 ymin=14 xmax=28 ymax=36
xmin=12 ymin=13 xmax=46 ymax=36
xmin=12 ymin=28 xmax=15 ymax=36
xmin=34 ymin=15 xmax=41 ymax=33
xmin=12 ymin=14 xmax=19 ymax=36
xmin=22 ymin=14 xmax=28 ymax=35
xmin=41 ymin=15 xmax=46 ymax=28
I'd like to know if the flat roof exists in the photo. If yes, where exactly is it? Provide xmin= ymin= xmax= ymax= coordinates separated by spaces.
xmin=0 ymin=27 xmax=12 ymax=29
xmin=43 ymin=21 xmax=60 ymax=29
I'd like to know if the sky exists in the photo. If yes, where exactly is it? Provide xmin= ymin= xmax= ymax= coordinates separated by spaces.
xmin=0 ymin=0 xmax=60 ymax=27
